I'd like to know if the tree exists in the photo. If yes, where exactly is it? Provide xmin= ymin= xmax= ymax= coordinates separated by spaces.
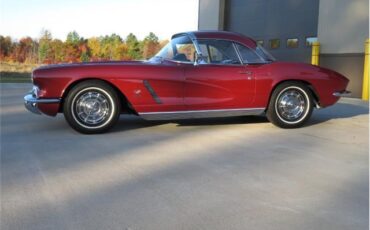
xmin=87 ymin=37 xmax=101 ymax=61
xmin=66 ymin=31 xmax=80 ymax=46
xmin=64 ymin=31 xmax=82 ymax=62
xmin=100 ymin=34 xmax=124 ymax=60
xmin=125 ymin=33 xmax=141 ymax=60
xmin=50 ymin=39 xmax=64 ymax=63
xmin=0 ymin=36 xmax=14 ymax=62
xmin=142 ymin=32 xmax=160 ymax=59
xmin=14 ymin=37 xmax=35 ymax=63
xmin=38 ymin=29 xmax=52 ymax=63
xmin=79 ymin=41 xmax=90 ymax=62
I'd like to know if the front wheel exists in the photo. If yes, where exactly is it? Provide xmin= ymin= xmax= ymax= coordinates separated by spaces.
xmin=63 ymin=80 xmax=120 ymax=134
xmin=267 ymin=82 xmax=313 ymax=128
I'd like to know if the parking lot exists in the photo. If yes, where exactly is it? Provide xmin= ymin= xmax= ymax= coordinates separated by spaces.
xmin=1 ymin=83 xmax=369 ymax=230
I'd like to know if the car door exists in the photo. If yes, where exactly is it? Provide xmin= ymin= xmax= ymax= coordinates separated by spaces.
xmin=131 ymin=34 xmax=195 ymax=116
xmin=184 ymin=39 xmax=256 ymax=110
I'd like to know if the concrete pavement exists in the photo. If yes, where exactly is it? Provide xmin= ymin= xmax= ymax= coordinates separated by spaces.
xmin=1 ymin=83 xmax=369 ymax=230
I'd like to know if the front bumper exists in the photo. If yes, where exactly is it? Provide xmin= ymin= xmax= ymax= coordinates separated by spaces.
xmin=24 ymin=88 xmax=61 ymax=115
xmin=333 ymin=90 xmax=351 ymax=97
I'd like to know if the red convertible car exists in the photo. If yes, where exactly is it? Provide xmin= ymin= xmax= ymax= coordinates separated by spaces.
xmin=25 ymin=31 xmax=350 ymax=133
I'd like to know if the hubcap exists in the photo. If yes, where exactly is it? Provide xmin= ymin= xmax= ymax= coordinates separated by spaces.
xmin=74 ymin=91 xmax=110 ymax=125
xmin=277 ymin=89 xmax=306 ymax=121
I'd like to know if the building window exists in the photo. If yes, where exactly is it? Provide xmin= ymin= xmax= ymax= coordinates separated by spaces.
xmin=256 ymin=40 xmax=264 ymax=47
xmin=287 ymin=38 xmax=299 ymax=48
xmin=305 ymin=37 xmax=318 ymax=47
xmin=269 ymin=39 xmax=280 ymax=49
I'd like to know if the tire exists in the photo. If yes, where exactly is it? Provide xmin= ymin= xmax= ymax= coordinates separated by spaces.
xmin=266 ymin=82 xmax=313 ymax=128
xmin=63 ymin=80 xmax=121 ymax=134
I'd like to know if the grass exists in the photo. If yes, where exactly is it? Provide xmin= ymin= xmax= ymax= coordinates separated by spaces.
xmin=0 ymin=62 xmax=39 ymax=83
xmin=0 ymin=72 xmax=32 ymax=83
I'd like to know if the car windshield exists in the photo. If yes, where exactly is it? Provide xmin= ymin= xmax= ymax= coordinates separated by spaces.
xmin=150 ymin=35 xmax=196 ymax=63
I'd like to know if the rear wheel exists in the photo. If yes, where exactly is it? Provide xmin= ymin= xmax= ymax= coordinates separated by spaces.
xmin=267 ymin=82 xmax=313 ymax=128
xmin=63 ymin=80 xmax=120 ymax=134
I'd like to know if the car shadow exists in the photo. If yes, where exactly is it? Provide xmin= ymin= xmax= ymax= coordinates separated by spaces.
xmin=112 ymin=101 xmax=368 ymax=132
xmin=175 ymin=115 xmax=269 ymax=127
xmin=110 ymin=115 xmax=168 ymax=133
xmin=112 ymin=114 xmax=269 ymax=132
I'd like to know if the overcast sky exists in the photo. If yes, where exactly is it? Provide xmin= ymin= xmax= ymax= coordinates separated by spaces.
xmin=0 ymin=0 xmax=199 ymax=40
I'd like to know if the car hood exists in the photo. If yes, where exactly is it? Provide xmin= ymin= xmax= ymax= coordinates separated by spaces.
xmin=34 ymin=60 xmax=149 ymax=71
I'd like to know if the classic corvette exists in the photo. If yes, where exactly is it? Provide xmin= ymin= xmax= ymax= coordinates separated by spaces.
xmin=24 ymin=31 xmax=350 ymax=133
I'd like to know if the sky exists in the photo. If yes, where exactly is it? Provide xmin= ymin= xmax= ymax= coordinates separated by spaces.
xmin=0 ymin=0 xmax=199 ymax=41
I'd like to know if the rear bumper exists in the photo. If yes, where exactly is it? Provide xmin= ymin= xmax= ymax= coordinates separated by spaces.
xmin=333 ymin=90 xmax=351 ymax=97
xmin=24 ymin=92 xmax=61 ymax=115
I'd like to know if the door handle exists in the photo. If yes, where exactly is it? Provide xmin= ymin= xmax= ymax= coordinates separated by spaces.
xmin=239 ymin=71 xmax=253 ymax=75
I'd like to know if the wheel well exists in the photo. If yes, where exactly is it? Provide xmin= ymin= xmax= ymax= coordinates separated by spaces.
xmin=59 ymin=78 xmax=136 ymax=114
xmin=267 ymin=80 xmax=320 ymax=109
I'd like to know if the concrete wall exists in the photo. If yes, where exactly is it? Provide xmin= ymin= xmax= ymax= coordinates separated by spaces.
xmin=224 ymin=0 xmax=320 ymax=63
xmin=198 ymin=0 xmax=225 ymax=30
xmin=318 ymin=0 xmax=369 ymax=54
xmin=317 ymin=0 xmax=369 ymax=97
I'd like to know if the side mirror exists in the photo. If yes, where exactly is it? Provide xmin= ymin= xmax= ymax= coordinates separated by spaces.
xmin=194 ymin=53 xmax=208 ymax=66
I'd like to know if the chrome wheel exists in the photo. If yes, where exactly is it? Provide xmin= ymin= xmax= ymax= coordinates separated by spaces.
xmin=276 ymin=89 xmax=306 ymax=121
xmin=274 ymin=86 xmax=310 ymax=125
xmin=71 ymin=87 xmax=116 ymax=129
xmin=75 ymin=91 xmax=110 ymax=125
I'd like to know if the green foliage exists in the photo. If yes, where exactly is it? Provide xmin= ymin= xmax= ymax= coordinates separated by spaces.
xmin=38 ymin=29 xmax=52 ymax=63
xmin=125 ymin=33 xmax=142 ymax=60
xmin=66 ymin=31 xmax=80 ymax=45
xmin=80 ymin=51 xmax=89 ymax=62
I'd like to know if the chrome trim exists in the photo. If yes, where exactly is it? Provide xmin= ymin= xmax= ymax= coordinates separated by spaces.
xmin=139 ymin=108 xmax=265 ymax=120
xmin=233 ymin=42 xmax=244 ymax=65
xmin=24 ymin=94 xmax=61 ymax=104
xmin=143 ymin=80 xmax=162 ymax=104
xmin=24 ymin=93 xmax=61 ymax=115
xmin=31 ymin=85 xmax=40 ymax=98
xmin=333 ymin=90 xmax=351 ymax=97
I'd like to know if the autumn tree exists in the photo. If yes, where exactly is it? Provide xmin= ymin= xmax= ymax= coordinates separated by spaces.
xmin=1 ymin=31 xmax=167 ymax=64
xmin=50 ymin=39 xmax=65 ymax=63
xmin=64 ymin=31 xmax=81 ymax=62
xmin=87 ymin=37 xmax=101 ymax=61
xmin=142 ymin=32 xmax=160 ymax=59
xmin=0 ymin=36 xmax=14 ymax=62
xmin=79 ymin=40 xmax=90 ymax=62
xmin=100 ymin=34 xmax=125 ymax=60
xmin=12 ymin=37 xmax=37 ymax=63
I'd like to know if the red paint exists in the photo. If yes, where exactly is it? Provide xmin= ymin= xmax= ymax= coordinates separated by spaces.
xmin=31 ymin=31 xmax=349 ymax=117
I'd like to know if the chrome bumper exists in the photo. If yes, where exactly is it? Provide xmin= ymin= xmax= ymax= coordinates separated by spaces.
xmin=333 ymin=90 xmax=351 ymax=97
xmin=24 ymin=93 xmax=61 ymax=115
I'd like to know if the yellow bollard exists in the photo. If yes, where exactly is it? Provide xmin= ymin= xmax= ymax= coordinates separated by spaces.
xmin=362 ymin=39 xmax=369 ymax=100
xmin=311 ymin=41 xmax=320 ymax=66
